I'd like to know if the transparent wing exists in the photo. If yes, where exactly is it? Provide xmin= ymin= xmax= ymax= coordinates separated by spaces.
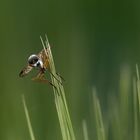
xmin=19 ymin=65 xmax=33 ymax=77
xmin=37 ymin=48 xmax=49 ymax=70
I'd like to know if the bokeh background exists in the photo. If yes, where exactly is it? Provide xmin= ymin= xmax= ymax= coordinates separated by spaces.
xmin=0 ymin=0 xmax=140 ymax=140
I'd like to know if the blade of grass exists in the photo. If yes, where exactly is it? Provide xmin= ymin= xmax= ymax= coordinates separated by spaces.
xmin=22 ymin=95 xmax=36 ymax=140
xmin=118 ymin=66 xmax=131 ymax=140
xmin=136 ymin=64 xmax=140 ymax=115
xmin=82 ymin=120 xmax=89 ymax=140
xmin=92 ymin=88 xmax=106 ymax=140
xmin=133 ymin=76 xmax=139 ymax=140
xmin=40 ymin=36 xmax=76 ymax=140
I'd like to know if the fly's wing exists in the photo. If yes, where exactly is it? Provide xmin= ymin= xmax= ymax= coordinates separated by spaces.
xmin=37 ymin=48 xmax=50 ymax=70
xmin=19 ymin=65 xmax=33 ymax=77
xmin=38 ymin=48 xmax=64 ymax=84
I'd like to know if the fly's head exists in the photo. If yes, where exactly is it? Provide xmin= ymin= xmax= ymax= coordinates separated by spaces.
xmin=28 ymin=54 xmax=43 ymax=69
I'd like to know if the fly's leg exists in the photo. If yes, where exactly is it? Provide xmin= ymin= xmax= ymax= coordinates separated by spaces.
xmin=46 ymin=69 xmax=63 ymax=85
xmin=56 ymin=72 xmax=65 ymax=82
xmin=32 ymin=77 xmax=56 ymax=89
xmin=32 ymin=72 xmax=57 ymax=89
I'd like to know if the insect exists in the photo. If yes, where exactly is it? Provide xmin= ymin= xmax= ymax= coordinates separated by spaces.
xmin=19 ymin=48 xmax=61 ymax=87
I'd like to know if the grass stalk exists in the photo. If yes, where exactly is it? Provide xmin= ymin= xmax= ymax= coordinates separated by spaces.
xmin=136 ymin=64 xmax=140 ymax=114
xmin=22 ymin=95 xmax=36 ymax=140
xmin=40 ymin=36 xmax=76 ymax=140
xmin=92 ymin=88 xmax=106 ymax=140
xmin=82 ymin=120 xmax=89 ymax=140
xmin=133 ymin=77 xmax=139 ymax=140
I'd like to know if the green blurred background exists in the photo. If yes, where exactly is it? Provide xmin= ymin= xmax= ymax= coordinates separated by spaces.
xmin=0 ymin=0 xmax=140 ymax=140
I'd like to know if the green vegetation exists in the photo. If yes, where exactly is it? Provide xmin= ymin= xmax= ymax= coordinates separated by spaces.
xmin=91 ymin=65 xmax=140 ymax=140
xmin=1 ymin=0 xmax=140 ymax=139
xmin=22 ymin=38 xmax=140 ymax=140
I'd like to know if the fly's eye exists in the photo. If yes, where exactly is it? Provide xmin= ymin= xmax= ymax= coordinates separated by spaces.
xmin=28 ymin=55 xmax=39 ymax=65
